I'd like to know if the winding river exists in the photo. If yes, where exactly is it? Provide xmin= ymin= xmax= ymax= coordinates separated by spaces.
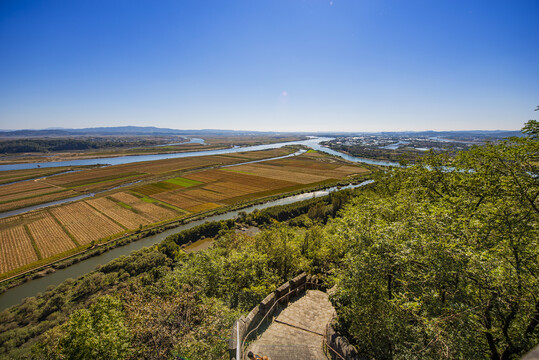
xmin=0 ymin=137 xmax=397 ymax=172
xmin=0 ymin=181 xmax=372 ymax=312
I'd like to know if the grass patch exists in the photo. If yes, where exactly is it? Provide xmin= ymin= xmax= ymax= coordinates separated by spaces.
xmin=118 ymin=202 xmax=132 ymax=209
xmin=164 ymin=177 xmax=203 ymax=187
xmin=106 ymin=196 xmax=132 ymax=209
xmin=24 ymin=224 xmax=42 ymax=260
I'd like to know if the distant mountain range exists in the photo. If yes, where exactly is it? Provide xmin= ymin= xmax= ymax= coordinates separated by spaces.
xmin=0 ymin=126 xmax=523 ymax=139
xmin=0 ymin=126 xmax=292 ymax=137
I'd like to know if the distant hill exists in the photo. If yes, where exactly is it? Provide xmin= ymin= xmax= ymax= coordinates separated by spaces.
xmin=0 ymin=126 xmax=523 ymax=139
xmin=0 ymin=126 xmax=186 ymax=137
xmin=0 ymin=126 xmax=304 ymax=137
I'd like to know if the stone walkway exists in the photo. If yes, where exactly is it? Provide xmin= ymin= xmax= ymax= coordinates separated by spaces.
xmin=247 ymin=290 xmax=336 ymax=360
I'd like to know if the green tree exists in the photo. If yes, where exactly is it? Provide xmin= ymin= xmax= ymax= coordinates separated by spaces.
xmin=522 ymin=119 xmax=538 ymax=139
xmin=331 ymin=124 xmax=539 ymax=359
xmin=34 ymin=296 xmax=132 ymax=360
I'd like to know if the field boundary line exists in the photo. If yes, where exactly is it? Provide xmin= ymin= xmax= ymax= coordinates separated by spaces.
xmin=47 ymin=209 xmax=80 ymax=247
xmin=85 ymin=200 xmax=129 ymax=231
xmin=23 ymin=223 xmax=42 ymax=260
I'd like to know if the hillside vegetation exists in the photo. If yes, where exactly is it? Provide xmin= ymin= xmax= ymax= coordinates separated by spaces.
xmin=0 ymin=122 xmax=537 ymax=359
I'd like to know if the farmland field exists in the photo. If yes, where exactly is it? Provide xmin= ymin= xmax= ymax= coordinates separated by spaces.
xmin=164 ymin=177 xmax=202 ymax=187
xmin=145 ymin=153 xmax=368 ymax=212
xmin=110 ymin=192 xmax=180 ymax=223
xmin=0 ymin=166 xmax=77 ymax=184
xmin=0 ymin=189 xmax=78 ymax=213
xmin=0 ymin=148 xmax=369 ymax=278
xmin=0 ymin=220 xmax=38 ymax=273
xmin=45 ymin=168 xmax=146 ymax=189
xmin=22 ymin=212 xmax=76 ymax=258
xmin=0 ymin=180 xmax=56 ymax=197
xmin=86 ymin=197 xmax=156 ymax=229
xmin=50 ymin=202 xmax=125 ymax=245
xmin=0 ymin=148 xmax=296 ymax=215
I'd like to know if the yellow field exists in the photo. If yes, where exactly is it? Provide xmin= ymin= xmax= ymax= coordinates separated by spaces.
xmin=0 ymin=223 xmax=38 ymax=274
xmin=86 ymin=197 xmax=155 ymax=229
xmin=23 ymin=212 xmax=76 ymax=258
xmin=50 ymin=202 xmax=125 ymax=245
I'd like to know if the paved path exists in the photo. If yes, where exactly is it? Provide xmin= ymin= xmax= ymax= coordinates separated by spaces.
xmin=247 ymin=290 xmax=336 ymax=360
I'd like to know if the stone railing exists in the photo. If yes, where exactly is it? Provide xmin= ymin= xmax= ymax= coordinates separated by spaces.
xmin=228 ymin=272 xmax=323 ymax=360
xmin=324 ymin=316 xmax=362 ymax=360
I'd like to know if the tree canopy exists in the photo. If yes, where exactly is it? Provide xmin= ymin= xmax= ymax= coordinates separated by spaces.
xmin=331 ymin=123 xmax=538 ymax=359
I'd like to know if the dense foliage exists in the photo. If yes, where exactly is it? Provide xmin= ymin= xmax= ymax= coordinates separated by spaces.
xmin=331 ymin=127 xmax=538 ymax=359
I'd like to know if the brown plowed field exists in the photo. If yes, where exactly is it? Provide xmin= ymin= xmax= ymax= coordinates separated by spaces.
xmin=184 ymin=202 xmax=222 ymax=213
xmin=0 ymin=185 xmax=61 ymax=203
xmin=179 ymin=188 xmax=229 ymax=202
xmin=184 ymin=169 xmax=297 ymax=189
xmin=0 ymin=190 xmax=78 ymax=213
xmin=230 ymin=164 xmax=330 ymax=184
xmin=50 ymin=202 xmax=125 ymax=245
xmin=0 ymin=224 xmax=38 ymax=273
xmin=0 ymin=167 xmax=72 ymax=184
xmin=0 ymin=180 xmax=55 ymax=198
xmin=121 ymin=155 xmax=237 ymax=175
xmin=265 ymin=157 xmax=340 ymax=169
xmin=46 ymin=168 xmax=144 ymax=188
xmin=132 ymin=182 xmax=182 ymax=196
xmin=152 ymin=191 xmax=205 ymax=210
xmin=203 ymin=181 xmax=263 ymax=197
xmin=22 ymin=212 xmax=76 ymax=258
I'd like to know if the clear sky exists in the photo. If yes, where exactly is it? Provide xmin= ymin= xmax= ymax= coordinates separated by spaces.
xmin=0 ymin=0 xmax=538 ymax=132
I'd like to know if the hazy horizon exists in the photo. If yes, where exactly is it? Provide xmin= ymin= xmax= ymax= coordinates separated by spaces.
xmin=0 ymin=125 xmax=524 ymax=134
xmin=1 ymin=1 xmax=538 ymax=132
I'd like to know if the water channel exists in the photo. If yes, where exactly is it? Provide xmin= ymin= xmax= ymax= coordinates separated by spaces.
xmin=0 ymin=181 xmax=372 ymax=312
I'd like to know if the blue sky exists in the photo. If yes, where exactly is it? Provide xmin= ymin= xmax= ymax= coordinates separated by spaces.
xmin=1 ymin=0 xmax=538 ymax=132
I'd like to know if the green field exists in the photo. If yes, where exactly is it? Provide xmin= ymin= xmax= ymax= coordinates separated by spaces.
xmin=164 ymin=177 xmax=203 ymax=187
